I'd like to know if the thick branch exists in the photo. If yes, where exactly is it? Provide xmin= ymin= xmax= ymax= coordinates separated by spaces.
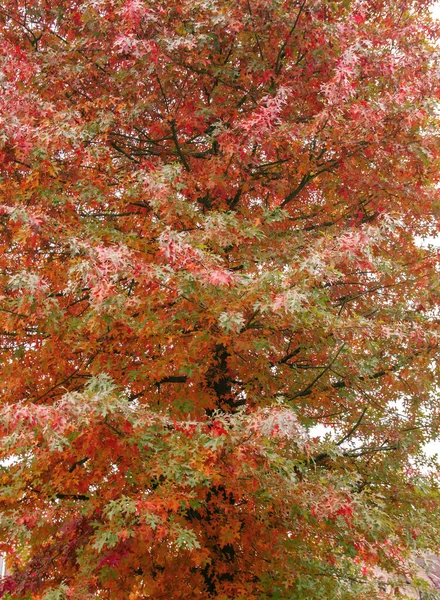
xmin=170 ymin=120 xmax=191 ymax=172
xmin=55 ymin=493 xmax=90 ymax=501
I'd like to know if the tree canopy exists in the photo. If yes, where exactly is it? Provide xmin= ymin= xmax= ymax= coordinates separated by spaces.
xmin=1 ymin=0 xmax=440 ymax=598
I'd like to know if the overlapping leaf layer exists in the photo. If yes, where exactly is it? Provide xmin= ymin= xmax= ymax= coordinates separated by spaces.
xmin=1 ymin=0 xmax=440 ymax=597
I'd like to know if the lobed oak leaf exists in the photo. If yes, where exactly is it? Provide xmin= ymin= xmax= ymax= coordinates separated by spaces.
xmin=206 ymin=269 xmax=235 ymax=286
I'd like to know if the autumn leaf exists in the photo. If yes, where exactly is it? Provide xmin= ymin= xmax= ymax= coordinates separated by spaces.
xmin=0 ymin=0 xmax=440 ymax=599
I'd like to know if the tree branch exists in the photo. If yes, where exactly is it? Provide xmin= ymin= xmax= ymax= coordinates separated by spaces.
xmin=170 ymin=120 xmax=191 ymax=172
xmin=336 ymin=406 xmax=368 ymax=446
xmin=275 ymin=0 xmax=307 ymax=74
xmin=290 ymin=344 xmax=345 ymax=398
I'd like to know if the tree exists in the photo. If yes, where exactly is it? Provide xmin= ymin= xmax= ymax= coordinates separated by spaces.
xmin=0 ymin=0 xmax=440 ymax=597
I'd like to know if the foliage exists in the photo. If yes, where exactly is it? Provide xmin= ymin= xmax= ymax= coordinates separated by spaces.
xmin=0 ymin=0 xmax=440 ymax=597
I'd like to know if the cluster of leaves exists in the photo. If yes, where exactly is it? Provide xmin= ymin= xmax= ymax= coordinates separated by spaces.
xmin=0 ymin=0 xmax=440 ymax=597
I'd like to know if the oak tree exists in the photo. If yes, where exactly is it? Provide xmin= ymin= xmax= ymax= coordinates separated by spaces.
xmin=1 ymin=0 xmax=440 ymax=598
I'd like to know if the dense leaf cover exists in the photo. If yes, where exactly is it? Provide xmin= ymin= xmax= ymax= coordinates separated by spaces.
xmin=1 ymin=0 xmax=440 ymax=598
